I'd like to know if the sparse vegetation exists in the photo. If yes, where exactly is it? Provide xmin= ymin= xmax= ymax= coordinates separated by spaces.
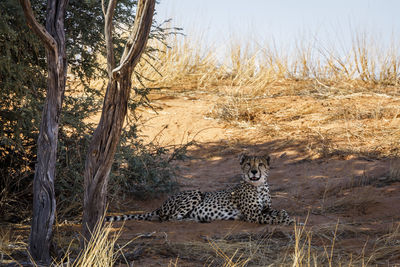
xmin=59 ymin=221 xmax=123 ymax=267
xmin=138 ymin=32 xmax=400 ymax=91
xmin=2 ymin=221 xmax=399 ymax=266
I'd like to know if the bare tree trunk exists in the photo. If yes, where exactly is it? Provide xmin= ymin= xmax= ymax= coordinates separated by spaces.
xmin=82 ymin=0 xmax=155 ymax=243
xmin=20 ymin=0 xmax=68 ymax=264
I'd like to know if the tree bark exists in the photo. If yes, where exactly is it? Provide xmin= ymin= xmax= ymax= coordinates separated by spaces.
xmin=20 ymin=0 xmax=68 ymax=264
xmin=82 ymin=0 xmax=155 ymax=243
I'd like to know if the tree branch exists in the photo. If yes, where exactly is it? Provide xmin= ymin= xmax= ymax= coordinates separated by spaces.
xmin=101 ymin=0 xmax=106 ymax=17
xmin=112 ymin=0 xmax=156 ymax=78
xmin=104 ymin=0 xmax=118 ymax=78
xmin=19 ymin=0 xmax=58 ymax=57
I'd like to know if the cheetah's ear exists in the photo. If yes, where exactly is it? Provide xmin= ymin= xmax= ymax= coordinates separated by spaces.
xmin=264 ymin=155 xmax=271 ymax=166
xmin=239 ymin=153 xmax=248 ymax=165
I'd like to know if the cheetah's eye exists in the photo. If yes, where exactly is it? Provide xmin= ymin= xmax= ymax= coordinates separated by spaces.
xmin=258 ymin=163 xmax=264 ymax=167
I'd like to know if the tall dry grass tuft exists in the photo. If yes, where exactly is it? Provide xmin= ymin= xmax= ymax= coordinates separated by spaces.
xmin=368 ymin=223 xmax=400 ymax=265
xmin=136 ymin=31 xmax=400 ymax=94
xmin=135 ymin=36 xmax=222 ymax=91
xmin=213 ymin=222 xmax=400 ymax=266
xmin=209 ymin=239 xmax=251 ymax=267
xmin=291 ymin=220 xmax=314 ymax=267
xmin=58 ymin=220 xmax=123 ymax=267
xmin=136 ymin=32 xmax=400 ymax=157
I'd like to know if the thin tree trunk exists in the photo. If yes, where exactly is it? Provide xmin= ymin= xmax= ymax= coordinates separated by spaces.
xmin=20 ymin=0 xmax=68 ymax=264
xmin=82 ymin=0 xmax=155 ymax=243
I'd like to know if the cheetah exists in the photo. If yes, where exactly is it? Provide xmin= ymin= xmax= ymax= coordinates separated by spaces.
xmin=105 ymin=154 xmax=293 ymax=225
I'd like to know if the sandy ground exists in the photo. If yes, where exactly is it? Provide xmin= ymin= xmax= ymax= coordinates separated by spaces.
xmin=104 ymin=92 xmax=400 ymax=266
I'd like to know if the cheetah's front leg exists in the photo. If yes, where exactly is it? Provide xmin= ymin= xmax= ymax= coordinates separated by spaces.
xmin=258 ymin=209 xmax=294 ymax=225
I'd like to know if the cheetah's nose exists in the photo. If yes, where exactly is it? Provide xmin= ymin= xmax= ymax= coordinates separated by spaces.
xmin=251 ymin=170 xmax=258 ymax=175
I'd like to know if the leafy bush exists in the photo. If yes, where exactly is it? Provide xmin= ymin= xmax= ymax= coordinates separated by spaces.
xmin=110 ymin=124 xmax=191 ymax=201
xmin=0 ymin=0 xmax=45 ymax=221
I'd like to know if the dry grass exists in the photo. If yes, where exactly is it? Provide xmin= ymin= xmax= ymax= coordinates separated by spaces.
xmin=132 ymin=31 xmax=400 ymax=160
xmin=3 ymin=221 xmax=394 ymax=266
xmin=208 ymin=240 xmax=251 ymax=267
xmin=59 ymin=222 xmax=122 ymax=267
xmin=144 ymin=221 xmax=400 ymax=266
xmin=138 ymin=32 xmax=400 ymax=93
xmin=0 ymin=228 xmax=26 ymax=264
xmin=0 ymin=221 xmax=128 ymax=266
xmin=368 ymin=223 xmax=400 ymax=265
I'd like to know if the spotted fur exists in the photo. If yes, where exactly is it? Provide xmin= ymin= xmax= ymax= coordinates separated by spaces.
xmin=105 ymin=154 xmax=293 ymax=225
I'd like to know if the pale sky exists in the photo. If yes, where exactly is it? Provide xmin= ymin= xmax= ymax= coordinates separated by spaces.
xmin=155 ymin=0 xmax=400 ymax=57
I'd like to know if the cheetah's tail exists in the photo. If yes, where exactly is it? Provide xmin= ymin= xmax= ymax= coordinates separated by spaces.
xmin=105 ymin=210 xmax=159 ymax=222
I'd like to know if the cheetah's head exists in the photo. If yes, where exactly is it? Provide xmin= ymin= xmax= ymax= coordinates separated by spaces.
xmin=239 ymin=154 xmax=271 ymax=186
